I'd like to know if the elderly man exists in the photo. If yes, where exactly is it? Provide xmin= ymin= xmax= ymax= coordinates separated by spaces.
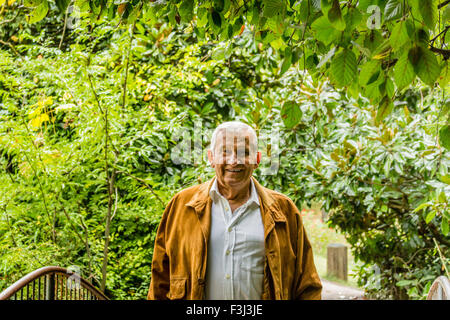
xmin=147 ymin=121 xmax=322 ymax=300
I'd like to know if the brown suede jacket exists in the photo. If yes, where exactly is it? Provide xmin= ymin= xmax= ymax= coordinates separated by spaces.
xmin=147 ymin=177 xmax=322 ymax=300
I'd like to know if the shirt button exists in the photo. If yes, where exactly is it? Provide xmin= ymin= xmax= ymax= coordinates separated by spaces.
xmin=226 ymin=250 xmax=230 ymax=255
xmin=228 ymin=227 xmax=232 ymax=232
xmin=225 ymin=274 xmax=231 ymax=279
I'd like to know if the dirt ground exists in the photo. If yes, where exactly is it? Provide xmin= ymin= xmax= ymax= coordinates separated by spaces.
xmin=320 ymin=278 xmax=366 ymax=300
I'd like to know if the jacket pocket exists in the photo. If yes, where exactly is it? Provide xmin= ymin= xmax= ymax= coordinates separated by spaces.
xmin=167 ymin=278 xmax=187 ymax=300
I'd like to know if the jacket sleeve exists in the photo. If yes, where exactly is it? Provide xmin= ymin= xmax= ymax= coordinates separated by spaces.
xmin=147 ymin=196 xmax=176 ymax=300
xmin=292 ymin=208 xmax=322 ymax=300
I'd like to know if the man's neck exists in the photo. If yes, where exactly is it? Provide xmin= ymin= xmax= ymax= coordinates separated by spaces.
xmin=217 ymin=179 xmax=252 ymax=207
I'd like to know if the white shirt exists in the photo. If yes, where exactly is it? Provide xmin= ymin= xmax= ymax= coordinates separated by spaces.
xmin=204 ymin=178 xmax=265 ymax=300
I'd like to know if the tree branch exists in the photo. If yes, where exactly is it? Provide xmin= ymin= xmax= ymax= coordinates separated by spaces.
xmin=116 ymin=170 xmax=165 ymax=206
xmin=438 ymin=0 xmax=450 ymax=9
xmin=430 ymin=46 xmax=450 ymax=60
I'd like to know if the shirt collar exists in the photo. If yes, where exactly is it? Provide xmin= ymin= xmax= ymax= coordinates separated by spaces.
xmin=209 ymin=177 xmax=260 ymax=207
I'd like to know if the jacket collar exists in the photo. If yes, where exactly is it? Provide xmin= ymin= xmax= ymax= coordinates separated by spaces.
xmin=186 ymin=176 xmax=286 ymax=223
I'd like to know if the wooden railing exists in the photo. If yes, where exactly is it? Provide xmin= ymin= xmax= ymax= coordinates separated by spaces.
xmin=426 ymin=276 xmax=450 ymax=300
xmin=0 ymin=266 xmax=108 ymax=300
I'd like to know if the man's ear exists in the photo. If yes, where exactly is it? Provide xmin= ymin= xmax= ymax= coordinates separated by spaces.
xmin=255 ymin=151 xmax=261 ymax=166
xmin=207 ymin=150 xmax=215 ymax=168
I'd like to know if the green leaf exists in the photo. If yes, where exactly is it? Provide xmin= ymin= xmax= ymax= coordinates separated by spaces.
xmin=280 ymin=47 xmax=292 ymax=76
xmin=438 ymin=61 xmax=450 ymax=88
xmin=385 ymin=78 xmax=395 ymax=98
xmin=438 ymin=191 xmax=447 ymax=203
xmin=351 ymin=40 xmax=371 ymax=57
xmin=371 ymin=39 xmax=392 ymax=60
xmin=439 ymin=174 xmax=450 ymax=185
xmin=344 ymin=7 xmax=363 ymax=31
xmin=311 ymin=16 xmax=340 ymax=45
xmin=419 ymin=0 xmax=438 ymax=30
xmin=211 ymin=10 xmax=222 ymax=28
xmin=384 ymin=0 xmax=403 ymax=21
xmin=55 ymin=0 xmax=70 ymax=13
xmin=364 ymin=30 xmax=384 ymax=53
xmin=26 ymin=0 xmax=49 ymax=24
xmin=389 ymin=20 xmax=410 ymax=51
xmin=327 ymin=0 xmax=346 ymax=31
xmin=442 ymin=217 xmax=449 ymax=236
xmin=413 ymin=46 xmax=440 ymax=86
xmin=443 ymin=3 xmax=450 ymax=22
xmin=413 ymin=202 xmax=431 ymax=212
xmin=24 ymin=0 xmax=40 ymax=6
xmin=232 ymin=16 xmax=244 ymax=35
xmin=394 ymin=51 xmax=415 ymax=91
xmin=375 ymin=96 xmax=394 ymax=125
xmin=263 ymin=0 xmax=284 ymax=18
xmin=179 ymin=0 xmax=194 ymax=23
xmin=439 ymin=125 xmax=450 ymax=150
xmin=425 ymin=210 xmax=436 ymax=223
xmin=359 ymin=60 xmax=381 ymax=86
xmin=317 ymin=46 xmax=336 ymax=68
xmin=211 ymin=46 xmax=226 ymax=60
xmin=213 ymin=0 xmax=225 ymax=12
xmin=281 ymin=100 xmax=302 ymax=129
xmin=331 ymin=48 xmax=357 ymax=87
xmin=396 ymin=280 xmax=415 ymax=287
xmin=298 ymin=0 xmax=312 ymax=22
xmin=321 ymin=0 xmax=332 ymax=15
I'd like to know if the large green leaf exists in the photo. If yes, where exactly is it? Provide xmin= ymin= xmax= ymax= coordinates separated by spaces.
xmin=26 ymin=0 xmax=49 ymax=24
xmin=425 ymin=210 xmax=436 ymax=224
xmin=410 ymin=46 xmax=440 ymax=86
xmin=418 ymin=0 xmax=438 ymax=30
xmin=179 ymin=0 xmax=194 ymax=23
xmin=344 ymin=7 xmax=363 ymax=31
xmin=389 ymin=20 xmax=410 ymax=51
xmin=316 ymin=46 xmax=336 ymax=69
xmin=263 ymin=0 xmax=284 ymax=18
xmin=311 ymin=16 xmax=341 ymax=45
xmin=55 ymin=0 xmax=70 ymax=13
xmin=281 ymin=100 xmax=302 ymax=129
xmin=375 ymin=95 xmax=394 ymax=125
xmin=327 ymin=0 xmax=346 ymax=31
xmin=394 ymin=51 xmax=415 ymax=91
xmin=321 ymin=0 xmax=332 ymax=15
xmin=330 ymin=48 xmax=357 ymax=87
xmin=384 ymin=0 xmax=403 ymax=21
xmin=359 ymin=60 xmax=381 ymax=86
xmin=442 ymin=217 xmax=449 ymax=236
xmin=439 ymin=125 xmax=450 ymax=150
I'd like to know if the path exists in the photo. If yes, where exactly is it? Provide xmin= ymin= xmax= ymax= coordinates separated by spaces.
xmin=320 ymin=278 xmax=366 ymax=300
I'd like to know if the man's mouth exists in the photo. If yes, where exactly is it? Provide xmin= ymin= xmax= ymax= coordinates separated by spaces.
xmin=226 ymin=168 xmax=244 ymax=173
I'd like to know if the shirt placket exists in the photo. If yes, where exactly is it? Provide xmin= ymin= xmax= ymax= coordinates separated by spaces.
xmin=221 ymin=197 xmax=234 ymax=300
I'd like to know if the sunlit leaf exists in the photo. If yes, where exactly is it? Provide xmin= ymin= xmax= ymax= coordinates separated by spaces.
xmin=281 ymin=100 xmax=302 ymax=129
xmin=26 ymin=0 xmax=49 ymax=24
xmin=331 ymin=48 xmax=357 ymax=87
xmin=394 ymin=51 xmax=415 ymax=91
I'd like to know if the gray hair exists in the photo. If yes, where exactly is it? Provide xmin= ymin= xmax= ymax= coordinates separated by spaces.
xmin=209 ymin=121 xmax=258 ymax=155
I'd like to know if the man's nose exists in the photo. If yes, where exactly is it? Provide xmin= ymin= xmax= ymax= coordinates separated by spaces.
xmin=226 ymin=152 xmax=244 ymax=164
xmin=226 ymin=152 xmax=238 ymax=164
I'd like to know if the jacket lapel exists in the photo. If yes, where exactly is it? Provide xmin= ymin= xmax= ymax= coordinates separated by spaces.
xmin=185 ymin=178 xmax=214 ymax=245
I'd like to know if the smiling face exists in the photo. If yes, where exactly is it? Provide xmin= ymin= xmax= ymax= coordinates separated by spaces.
xmin=208 ymin=128 xmax=261 ymax=190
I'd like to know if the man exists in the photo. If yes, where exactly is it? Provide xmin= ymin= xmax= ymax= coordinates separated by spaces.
xmin=147 ymin=121 xmax=322 ymax=300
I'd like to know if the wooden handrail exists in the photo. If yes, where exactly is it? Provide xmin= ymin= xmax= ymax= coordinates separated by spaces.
xmin=0 ymin=266 xmax=108 ymax=300
xmin=427 ymin=276 xmax=450 ymax=300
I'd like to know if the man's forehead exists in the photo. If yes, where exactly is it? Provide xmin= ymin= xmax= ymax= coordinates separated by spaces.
xmin=215 ymin=130 xmax=254 ymax=146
